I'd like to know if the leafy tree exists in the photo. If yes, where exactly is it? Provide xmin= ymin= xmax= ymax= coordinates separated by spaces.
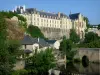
xmin=87 ymin=40 xmax=100 ymax=48
xmin=84 ymin=32 xmax=99 ymax=43
xmin=84 ymin=17 xmax=90 ymax=29
xmin=66 ymin=39 xmax=76 ymax=60
xmin=59 ymin=38 xmax=77 ymax=61
xmin=78 ymin=31 xmax=100 ymax=48
xmin=97 ymin=24 xmax=100 ymax=30
xmin=25 ymin=48 xmax=55 ymax=75
xmin=78 ymin=40 xmax=100 ymax=48
xmin=0 ymin=11 xmax=27 ymax=29
xmin=11 ymin=69 xmax=28 ymax=75
xmin=70 ymin=29 xmax=80 ymax=43
xmin=27 ymin=25 xmax=45 ymax=38
xmin=59 ymin=37 xmax=66 ymax=54
xmin=0 ymin=12 xmax=10 ymax=75
xmin=0 ymin=13 xmax=22 ymax=75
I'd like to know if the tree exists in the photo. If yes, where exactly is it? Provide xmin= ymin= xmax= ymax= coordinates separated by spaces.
xmin=84 ymin=32 xmax=99 ymax=43
xmin=27 ymin=25 xmax=45 ymax=38
xmin=59 ymin=38 xmax=76 ymax=61
xmin=87 ymin=40 xmax=100 ymax=48
xmin=0 ymin=13 xmax=22 ymax=75
xmin=70 ymin=29 xmax=80 ymax=43
xmin=97 ymin=24 xmax=100 ymax=30
xmin=0 ymin=11 xmax=27 ymax=29
xmin=84 ymin=17 xmax=90 ymax=29
xmin=59 ymin=36 xmax=66 ymax=54
xmin=66 ymin=39 xmax=76 ymax=60
xmin=0 ymin=13 xmax=12 ymax=75
xmin=25 ymin=48 xmax=55 ymax=75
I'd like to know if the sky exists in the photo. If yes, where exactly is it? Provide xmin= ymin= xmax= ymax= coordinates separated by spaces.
xmin=0 ymin=0 xmax=100 ymax=25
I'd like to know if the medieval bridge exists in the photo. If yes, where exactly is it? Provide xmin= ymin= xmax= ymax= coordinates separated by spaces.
xmin=75 ymin=48 xmax=100 ymax=63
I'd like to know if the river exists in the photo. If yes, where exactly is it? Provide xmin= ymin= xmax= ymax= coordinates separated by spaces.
xmin=14 ymin=60 xmax=100 ymax=75
xmin=55 ymin=62 xmax=100 ymax=75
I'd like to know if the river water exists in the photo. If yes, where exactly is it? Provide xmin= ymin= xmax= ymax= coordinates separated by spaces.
xmin=14 ymin=60 xmax=100 ymax=75
xmin=56 ymin=62 xmax=100 ymax=75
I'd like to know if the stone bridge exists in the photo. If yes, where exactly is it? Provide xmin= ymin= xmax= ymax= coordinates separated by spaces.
xmin=75 ymin=48 xmax=100 ymax=63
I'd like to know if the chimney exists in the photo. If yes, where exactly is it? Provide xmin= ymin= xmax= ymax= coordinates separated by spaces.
xmin=23 ymin=5 xmax=26 ymax=12
xmin=15 ymin=6 xmax=17 ymax=11
xmin=58 ymin=12 xmax=60 ymax=18
xmin=41 ymin=10 xmax=44 ymax=12
xmin=70 ymin=11 xmax=71 ymax=15
xmin=38 ymin=38 xmax=39 ymax=42
xmin=21 ymin=9 xmax=23 ymax=14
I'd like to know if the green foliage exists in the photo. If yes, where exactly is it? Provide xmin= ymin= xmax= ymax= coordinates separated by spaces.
xmin=70 ymin=29 xmax=80 ymax=43
xmin=25 ymin=48 xmax=55 ymax=75
xmin=97 ymin=24 xmax=100 ymax=30
xmin=27 ymin=25 xmax=45 ymax=38
xmin=73 ymin=58 xmax=81 ymax=63
xmin=66 ymin=40 xmax=77 ymax=60
xmin=59 ymin=37 xmax=66 ymax=54
xmin=84 ymin=17 xmax=90 ymax=29
xmin=0 ymin=11 xmax=26 ymax=22
xmin=84 ymin=32 xmax=99 ymax=43
xmin=87 ymin=40 xmax=100 ymax=48
xmin=12 ymin=69 xmax=28 ymax=75
xmin=0 ymin=13 xmax=22 ymax=75
xmin=85 ymin=29 xmax=88 ymax=32
xmin=78 ymin=32 xmax=100 ymax=48
xmin=0 ymin=12 xmax=11 ymax=75
xmin=59 ymin=38 xmax=77 ymax=61
xmin=0 ymin=11 xmax=27 ymax=29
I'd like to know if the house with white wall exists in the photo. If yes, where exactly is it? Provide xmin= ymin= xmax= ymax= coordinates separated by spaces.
xmin=21 ymin=35 xmax=49 ymax=56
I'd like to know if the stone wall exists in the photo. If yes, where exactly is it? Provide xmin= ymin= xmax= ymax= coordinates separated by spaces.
xmin=77 ymin=48 xmax=100 ymax=63
xmin=40 ymin=27 xmax=70 ymax=40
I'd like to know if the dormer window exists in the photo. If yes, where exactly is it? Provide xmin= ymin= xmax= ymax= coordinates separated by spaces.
xmin=41 ymin=15 xmax=43 ymax=17
xmin=50 ymin=16 xmax=51 ymax=18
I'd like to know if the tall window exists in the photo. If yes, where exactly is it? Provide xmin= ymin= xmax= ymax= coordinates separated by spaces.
xmin=37 ymin=18 xmax=39 ymax=21
xmin=41 ymin=19 xmax=43 ymax=22
xmin=50 ymin=20 xmax=51 ymax=23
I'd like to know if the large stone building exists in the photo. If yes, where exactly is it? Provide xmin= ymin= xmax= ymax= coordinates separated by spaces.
xmin=13 ymin=5 xmax=86 ymax=40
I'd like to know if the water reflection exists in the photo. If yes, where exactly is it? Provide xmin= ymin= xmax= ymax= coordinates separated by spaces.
xmin=56 ymin=62 xmax=100 ymax=75
xmin=74 ymin=63 xmax=100 ymax=75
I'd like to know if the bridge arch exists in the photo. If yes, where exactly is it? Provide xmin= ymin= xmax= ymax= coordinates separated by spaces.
xmin=82 ymin=55 xmax=89 ymax=67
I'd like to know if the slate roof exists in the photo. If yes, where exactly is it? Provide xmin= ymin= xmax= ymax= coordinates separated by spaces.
xmin=15 ymin=7 xmax=69 ymax=18
xmin=21 ymin=35 xmax=34 ymax=45
xmin=38 ymin=11 xmax=58 ymax=17
xmin=46 ymin=40 xmax=56 ymax=44
xmin=69 ymin=13 xmax=80 ymax=20
xmin=25 ymin=8 xmax=67 ymax=18
xmin=21 ymin=35 xmax=49 ymax=47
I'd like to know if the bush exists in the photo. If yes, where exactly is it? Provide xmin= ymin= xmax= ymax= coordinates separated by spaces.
xmin=0 ymin=11 xmax=27 ymax=29
xmin=70 ymin=29 xmax=80 ymax=43
xmin=87 ymin=40 xmax=100 ymax=48
xmin=12 ymin=69 xmax=28 ymax=75
xmin=73 ymin=58 xmax=81 ymax=63
xmin=84 ymin=32 xmax=99 ymax=43
xmin=78 ymin=40 xmax=100 ymax=48
xmin=27 ymin=25 xmax=45 ymax=38
xmin=25 ymin=48 xmax=55 ymax=75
